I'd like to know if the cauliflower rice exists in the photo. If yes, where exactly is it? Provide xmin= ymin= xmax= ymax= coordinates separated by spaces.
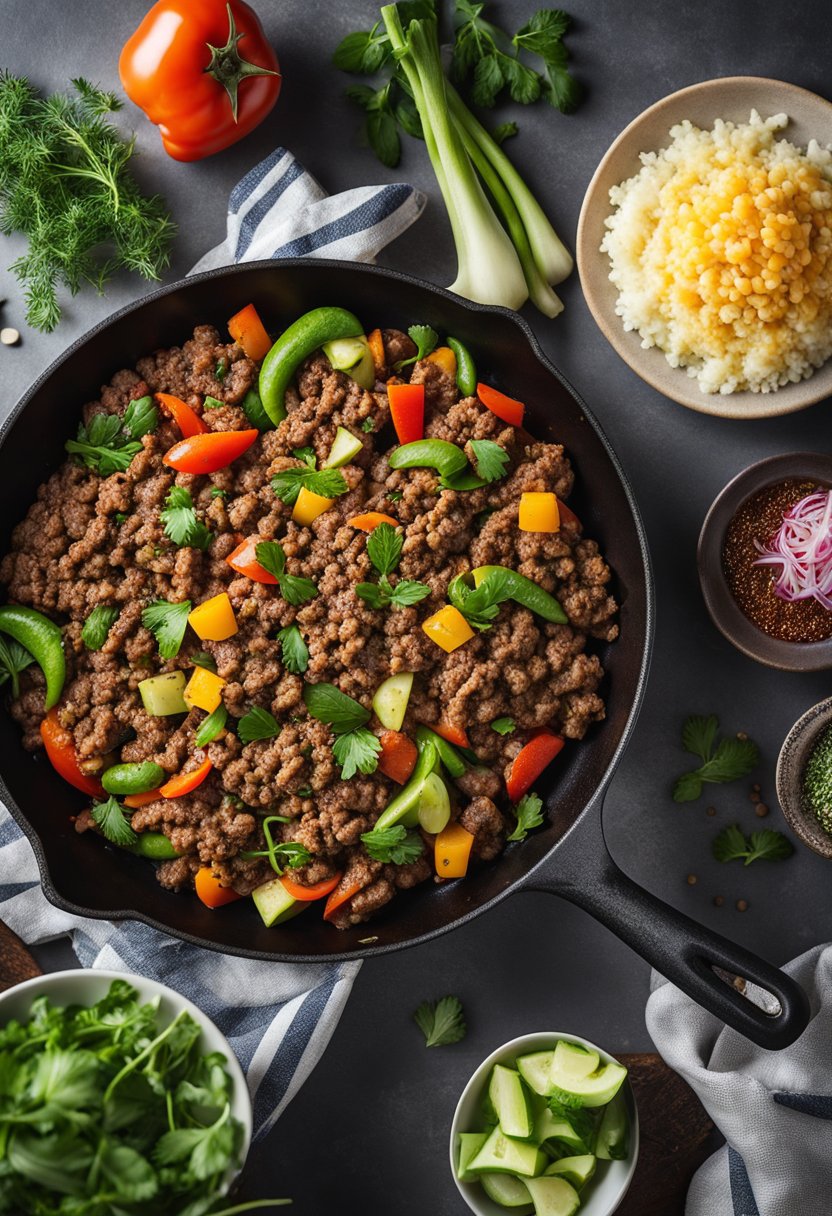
xmin=601 ymin=111 xmax=832 ymax=394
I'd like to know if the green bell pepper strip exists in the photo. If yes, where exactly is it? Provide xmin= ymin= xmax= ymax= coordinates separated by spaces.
xmin=259 ymin=307 xmax=365 ymax=426
xmin=447 ymin=336 xmax=477 ymax=397
xmin=128 ymin=832 xmax=181 ymax=861
xmin=375 ymin=740 xmax=439 ymax=831
xmin=415 ymin=725 xmax=467 ymax=780
xmin=450 ymin=565 xmax=568 ymax=626
xmin=102 ymin=761 xmax=166 ymax=797
xmin=0 ymin=605 xmax=65 ymax=709
xmin=387 ymin=439 xmax=469 ymax=481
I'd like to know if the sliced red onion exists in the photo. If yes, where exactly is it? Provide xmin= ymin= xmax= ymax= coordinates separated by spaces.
xmin=753 ymin=489 xmax=832 ymax=611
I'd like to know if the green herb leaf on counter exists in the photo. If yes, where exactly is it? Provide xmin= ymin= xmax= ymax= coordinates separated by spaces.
xmin=195 ymin=704 xmax=228 ymax=749
xmin=333 ymin=22 xmax=392 ymax=74
xmin=141 ymin=599 xmax=191 ymax=660
xmin=255 ymin=541 xmax=319 ymax=606
xmin=491 ymin=716 xmax=516 ymax=735
xmin=65 ymin=398 xmax=158 ymax=477
xmin=0 ymin=636 xmax=34 ymax=700
xmin=506 ymin=791 xmax=544 ymax=842
xmin=673 ymin=716 xmax=759 ymax=802
xmin=394 ymin=323 xmax=439 ymax=370
xmin=492 ymin=120 xmax=518 ymax=144
xmin=81 ymin=605 xmax=119 ymax=651
xmin=361 ymin=823 xmax=424 ymax=864
xmin=190 ymin=650 xmax=217 ymax=673
xmin=237 ymin=705 xmax=281 ymax=745
xmin=346 ymin=82 xmax=403 ymax=168
xmin=271 ymin=464 xmax=348 ymax=508
xmin=91 ymin=796 xmax=138 ymax=848
xmin=160 ymin=486 xmax=212 ymax=550
xmin=713 ymin=824 xmax=794 ymax=866
xmin=332 ymin=726 xmax=382 ymax=779
xmin=277 ymin=624 xmax=309 ymax=675
xmin=414 ymin=995 xmax=467 ymax=1047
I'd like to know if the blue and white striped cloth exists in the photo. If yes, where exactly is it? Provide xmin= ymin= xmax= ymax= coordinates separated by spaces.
xmin=0 ymin=147 xmax=425 ymax=1141
xmin=647 ymin=943 xmax=831 ymax=1216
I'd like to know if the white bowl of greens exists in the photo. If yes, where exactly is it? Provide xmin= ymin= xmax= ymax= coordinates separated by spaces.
xmin=0 ymin=969 xmax=258 ymax=1215
xmin=450 ymin=1031 xmax=639 ymax=1216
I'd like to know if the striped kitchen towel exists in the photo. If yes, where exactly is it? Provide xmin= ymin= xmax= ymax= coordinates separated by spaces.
xmin=0 ymin=147 xmax=425 ymax=1140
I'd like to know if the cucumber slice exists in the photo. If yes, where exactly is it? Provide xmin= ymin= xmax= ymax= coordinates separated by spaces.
xmin=417 ymin=771 xmax=451 ymax=834
xmin=533 ymin=1107 xmax=589 ymax=1155
xmin=372 ymin=672 xmax=413 ymax=731
xmin=489 ymin=1064 xmax=534 ymax=1140
xmin=595 ymin=1091 xmax=629 ymax=1160
xmin=138 ymin=672 xmax=188 ymax=716
xmin=323 ymin=337 xmax=374 ymax=390
xmin=457 ymin=1132 xmax=488 ymax=1182
xmin=480 ymin=1173 xmax=534 ymax=1210
xmin=468 ymin=1126 xmax=546 ymax=1177
xmin=523 ymin=1175 xmax=581 ymax=1216
xmin=252 ymin=878 xmax=305 ymax=927
xmin=374 ymin=740 xmax=438 ymax=831
xmin=549 ymin=1054 xmax=627 ymax=1109
xmin=323 ymin=425 xmax=364 ymax=469
xmin=543 ymin=1154 xmax=597 ymax=1188
xmin=551 ymin=1040 xmax=600 ymax=1083
xmin=517 ymin=1051 xmax=556 ymax=1097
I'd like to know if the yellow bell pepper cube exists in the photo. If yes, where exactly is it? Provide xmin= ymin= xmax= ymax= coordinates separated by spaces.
xmin=184 ymin=666 xmax=226 ymax=714
xmin=292 ymin=485 xmax=335 ymax=527
xmin=188 ymin=593 xmax=238 ymax=641
xmin=519 ymin=492 xmax=560 ymax=533
xmin=426 ymin=346 xmax=457 ymax=377
xmin=421 ymin=604 xmax=475 ymax=653
xmin=435 ymin=821 xmax=475 ymax=878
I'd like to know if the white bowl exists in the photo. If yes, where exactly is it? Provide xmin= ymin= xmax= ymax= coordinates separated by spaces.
xmin=0 ymin=969 xmax=253 ymax=1198
xmin=450 ymin=1031 xmax=639 ymax=1216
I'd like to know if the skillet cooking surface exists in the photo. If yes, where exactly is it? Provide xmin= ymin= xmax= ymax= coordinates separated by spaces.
xmin=0 ymin=260 xmax=651 ymax=962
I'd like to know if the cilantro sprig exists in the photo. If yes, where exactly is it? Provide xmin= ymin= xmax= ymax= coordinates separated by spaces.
xmin=141 ymin=599 xmax=191 ymax=660
xmin=237 ymin=705 xmax=281 ymax=745
xmin=81 ymin=605 xmax=119 ymax=651
xmin=241 ymin=814 xmax=311 ymax=875
xmin=506 ymin=791 xmax=545 ymax=842
xmin=713 ymin=824 xmax=794 ymax=866
xmin=355 ymin=522 xmax=431 ymax=611
xmin=91 ymin=796 xmax=137 ymax=849
xmin=271 ymin=460 xmax=349 ymax=508
xmin=413 ymin=995 xmax=467 ymax=1047
xmin=277 ymin=624 xmax=309 ymax=675
xmin=449 ymin=567 xmax=515 ymax=630
xmin=160 ymin=486 xmax=212 ymax=550
xmin=255 ymin=541 xmax=318 ymax=606
xmin=65 ymin=397 xmax=158 ymax=477
xmin=673 ymin=716 xmax=759 ymax=802
xmin=442 ymin=439 xmax=510 ymax=490
xmin=361 ymin=823 xmax=425 ymax=864
xmin=394 ymin=323 xmax=439 ymax=369
xmin=303 ymin=682 xmax=381 ymax=780
xmin=0 ymin=637 xmax=34 ymax=699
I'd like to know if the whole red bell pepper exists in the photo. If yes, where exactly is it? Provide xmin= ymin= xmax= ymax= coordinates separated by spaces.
xmin=119 ymin=0 xmax=281 ymax=162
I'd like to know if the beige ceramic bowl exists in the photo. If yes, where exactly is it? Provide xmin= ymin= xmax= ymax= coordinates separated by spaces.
xmin=776 ymin=697 xmax=832 ymax=859
xmin=577 ymin=76 xmax=832 ymax=419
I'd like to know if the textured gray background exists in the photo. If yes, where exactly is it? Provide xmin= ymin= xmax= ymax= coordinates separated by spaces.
xmin=2 ymin=1 xmax=832 ymax=1212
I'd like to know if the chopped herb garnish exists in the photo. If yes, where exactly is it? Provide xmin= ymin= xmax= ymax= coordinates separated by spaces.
xmin=388 ymin=490 xmax=403 ymax=502
xmin=362 ymin=417 xmax=375 ymax=433
xmin=241 ymin=815 xmax=311 ymax=875
xmin=141 ymin=599 xmax=191 ymax=660
xmin=271 ymin=464 xmax=349 ymax=508
xmin=491 ymin=716 xmax=516 ymax=736
xmin=203 ymin=395 xmax=224 ymax=409
xmin=394 ymin=323 xmax=439 ymax=370
xmin=81 ymin=605 xmax=119 ymax=651
xmin=0 ymin=637 xmax=34 ymax=699
xmin=292 ymin=446 xmax=316 ymax=468
xmin=194 ymin=704 xmax=227 ymax=748
xmin=673 ymin=716 xmax=759 ymax=802
xmin=238 ymin=705 xmax=281 ymax=745
xmin=361 ymin=824 xmax=424 ymax=864
xmin=114 ymin=511 xmax=128 ymax=524
xmin=65 ymin=398 xmax=158 ymax=477
xmin=469 ymin=439 xmax=510 ymax=483
xmin=91 ymin=795 xmax=137 ymax=848
xmin=506 ymin=791 xmax=545 ymax=842
xmin=255 ymin=541 xmax=319 ymax=606
xmin=160 ymin=485 xmax=212 ymax=550
xmin=190 ymin=651 xmax=217 ymax=673
xmin=332 ymin=727 xmax=382 ymax=780
xmin=413 ymin=995 xmax=467 ymax=1047
xmin=713 ymin=824 xmax=794 ymax=866
xmin=215 ymin=357 xmax=228 ymax=382
xmin=296 ymin=785 xmax=313 ymax=798
xmin=210 ymin=487 xmax=229 ymax=499
xmin=449 ymin=567 xmax=516 ymax=630
xmin=277 ymin=624 xmax=309 ymax=675
xmin=303 ymin=682 xmax=380 ymax=779
xmin=356 ymin=521 xmax=431 ymax=611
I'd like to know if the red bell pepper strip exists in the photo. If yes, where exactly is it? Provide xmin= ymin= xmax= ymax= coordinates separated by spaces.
xmin=163 ymin=429 xmax=258 ymax=474
xmin=557 ymin=499 xmax=582 ymax=531
xmin=477 ymin=382 xmax=525 ymax=428
xmin=431 ymin=721 xmax=471 ymax=750
xmin=377 ymin=730 xmax=419 ymax=785
xmin=280 ymin=872 xmax=343 ymax=902
xmin=155 ymin=392 xmax=208 ymax=438
xmin=347 ymin=512 xmax=399 ymax=532
xmin=228 ymin=303 xmax=272 ymax=361
xmin=160 ymin=757 xmax=213 ymax=799
xmin=195 ymin=866 xmax=242 ymax=908
xmin=506 ymin=731 xmax=565 ymax=803
xmin=388 ymin=382 xmax=424 ymax=445
xmin=40 ymin=709 xmax=104 ymax=797
xmin=323 ymin=876 xmax=367 ymax=922
xmin=225 ymin=535 xmax=279 ymax=584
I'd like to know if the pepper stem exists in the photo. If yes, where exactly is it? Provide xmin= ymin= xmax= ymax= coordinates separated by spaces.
xmin=205 ymin=2 xmax=279 ymax=122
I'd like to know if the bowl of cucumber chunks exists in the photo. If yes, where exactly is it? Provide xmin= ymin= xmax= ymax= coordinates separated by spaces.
xmin=450 ymin=1033 xmax=638 ymax=1216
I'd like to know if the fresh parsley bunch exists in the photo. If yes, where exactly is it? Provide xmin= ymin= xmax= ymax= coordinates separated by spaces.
xmin=355 ymin=522 xmax=431 ymax=610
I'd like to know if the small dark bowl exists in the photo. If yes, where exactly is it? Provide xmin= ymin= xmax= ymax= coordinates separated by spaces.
xmin=776 ymin=698 xmax=832 ymax=859
xmin=697 ymin=453 xmax=832 ymax=671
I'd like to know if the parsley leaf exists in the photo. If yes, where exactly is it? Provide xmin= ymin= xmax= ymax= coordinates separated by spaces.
xmin=367 ymin=522 xmax=403 ymax=576
xmin=449 ymin=568 xmax=515 ymax=630
xmin=141 ymin=599 xmax=191 ymax=660
xmin=358 ymin=523 xmax=430 ymax=610
xmin=277 ymin=624 xmax=309 ymax=675
xmin=713 ymin=824 xmax=794 ymax=866
xmin=255 ymin=541 xmax=318 ymax=606
xmin=332 ymin=727 xmax=382 ymax=779
xmin=194 ymin=704 xmax=227 ymax=748
xmin=271 ymin=465 xmax=349 ymax=508
xmin=388 ymin=489 xmax=403 ymax=502
xmin=362 ymin=417 xmax=375 ymax=433
xmin=345 ymin=81 xmax=403 ymax=168
xmin=507 ymin=791 xmax=545 ymax=842
xmin=160 ymin=485 xmax=212 ymax=550
xmin=293 ymin=446 xmax=316 ymax=469
xmin=215 ymin=357 xmax=228 ymax=382
xmin=491 ymin=716 xmax=516 ymax=735
xmin=513 ymin=9 xmax=580 ymax=113
xmin=303 ymin=683 xmax=371 ymax=734
xmin=413 ymin=995 xmax=467 ymax=1047
xmin=190 ymin=651 xmax=217 ymax=673
xmin=0 ymin=636 xmax=35 ymax=699
xmin=673 ymin=716 xmax=759 ymax=802
xmin=81 ymin=604 xmax=119 ymax=651
xmin=237 ymin=705 xmax=281 ymax=745
xmin=65 ymin=413 xmax=143 ymax=477
xmin=361 ymin=824 xmax=424 ymax=864
xmin=469 ymin=439 xmax=509 ymax=483
xmin=492 ymin=120 xmax=518 ymax=144
xmin=394 ymin=324 xmax=439 ymax=370
xmin=122 ymin=396 xmax=159 ymax=440
xmin=91 ymin=796 xmax=138 ymax=848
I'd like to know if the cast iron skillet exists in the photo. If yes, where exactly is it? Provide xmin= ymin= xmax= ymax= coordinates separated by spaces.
xmin=0 ymin=259 xmax=809 ymax=1049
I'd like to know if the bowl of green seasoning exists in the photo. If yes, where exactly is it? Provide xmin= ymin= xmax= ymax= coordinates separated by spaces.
xmin=776 ymin=698 xmax=832 ymax=859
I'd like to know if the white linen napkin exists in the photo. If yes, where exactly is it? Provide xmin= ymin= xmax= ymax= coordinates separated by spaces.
xmin=646 ymin=943 xmax=831 ymax=1216
xmin=0 ymin=146 xmax=426 ymax=1141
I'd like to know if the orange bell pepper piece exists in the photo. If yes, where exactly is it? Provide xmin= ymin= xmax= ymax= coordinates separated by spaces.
xmin=367 ymin=328 xmax=386 ymax=376
xmin=188 ymin=593 xmax=238 ymax=642
xmin=123 ymin=788 xmax=163 ymax=809
xmin=40 ymin=709 xmax=105 ymax=797
xmin=292 ymin=485 xmax=335 ymax=526
xmin=505 ymin=731 xmax=565 ymax=803
xmin=160 ymin=756 xmax=213 ymax=799
xmin=228 ymin=303 xmax=272 ymax=361
xmin=388 ymin=382 xmax=425 ymax=445
xmin=323 ymin=876 xmax=367 ymax=922
xmin=421 ymin=605 xmax=474 ymax=653
xmin=280 ymin=872 xmax=343 ymax=902
xmin=430 ymin=721 xmax=471 ymax=750
xmin=426 ymin=346 xmax=457 ymax=377
xmin=184 ymin=667 xmax=226 ymax=713
xmin=155 ymin=392 xmax=207 ymax=438
xmin=477 ymin=382 xmax=525 ymax=428
xmin=377 ymin=730 xmax=419 ymax=785
xmin=195 ymin=866 xmax=242 ymax=909
xmin=163 ymin=429 xmax=258 ymax=474
xmin=519 ymin=492 xmax=560 ymax=533
xmin=225 ymin=535 xmax=279 ymax=584
xmin=435 ymin=822 xmax=475 ymax=878
xmin=347 ymin=512 xmax=399 ymax=531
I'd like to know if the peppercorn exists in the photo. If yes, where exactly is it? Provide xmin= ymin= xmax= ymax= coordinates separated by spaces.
xmin=686 ymin=874 xmax=697 ymax=885
xmin=736 ymin=899 xmax=748 ymax=912
xmin=714 ymin=895 xmax=724 ymax=907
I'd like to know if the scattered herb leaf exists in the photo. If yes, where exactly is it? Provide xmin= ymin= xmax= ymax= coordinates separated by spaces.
xmin=713 ymin=824 xmax=794 ymax=866
xmin=237 ymin=706 xmax=281 ymax=745
xmin=506 ymin=791 xmax=544 ymax=842
xmin=160 ymin=485 xmax=212 ymax=550
xmin=276 ymin=624 xmax=309 ymax=675
xmin=0 ymin=637 xmax=35 ymax=699
xmin=271 ymin=465 xmax=348 ymax=509
xmin=490 ymin=716 xmax=516 ymax=735
xmin=673 ymin=716 xmax=759 ymax=802
xmin=141 ymin=599 xmax=191 ymax=660
xmin=394 ymin=323 xmax=439 ymax=370
xmin=190 ymin=651 xmax=217 ymax=673
xmin=414 ymin=995 xmax=467 ymax=1047
xmin=255 ymin=541 xmax=318 ymax=606
xmin=91 ymin=796 xmax=137 ymax=848
xmin=81 ymin=605 xmax=119 ymax=651
xmin=361 ymin=823 xmax=424 ymax=864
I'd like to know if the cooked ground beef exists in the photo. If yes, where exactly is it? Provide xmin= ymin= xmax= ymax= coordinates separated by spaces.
xmin=1 ymin=322 xmax=618 ymax=928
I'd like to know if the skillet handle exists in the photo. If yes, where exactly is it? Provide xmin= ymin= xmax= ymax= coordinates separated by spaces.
xmin=526 ymin=810 xmax=810 ymax=1050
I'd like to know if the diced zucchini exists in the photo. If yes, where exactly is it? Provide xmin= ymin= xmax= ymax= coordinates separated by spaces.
xmin=549 ymin=1053 xmax=627 ymax=1109
xmin=468 ymin=1126 xmax=546 ymax=1178
xmin=251 ymin=878 xmax=305 ymax=927
xmin=417 ymin=771 xmax=451 ymax=834
xmin=523 ymin=1175 xmax=581 ymax=1216
xmin=480 ymin=1172 xmax=534 ymax=1210
xmin=372 ymin=672 xmax=414 ymax=731
xmin=489 ymin=1064 xmax=534 ymax=1140
xmin=533 ymin=1107 xmax=589 ymax=1155
xmin=323 ymin=426 xmax=364 ymax=469
xmin=517 ymin=1051 xmax=556 ymax=1097
xmin=551 ymin=1040 xmax=600 ymax=1083
xmin=595 ymin=1091 xmax=629 ymax=1160
xmin=457 ymin=1132 xmax=488 ymax=1182
xmin=138 ymin=671 xmax=188 ymax=716
xmin=543 ymin=1154 xmax=597 ymax=1188
xmin=322 ymin=336 xmax=374 ymax=390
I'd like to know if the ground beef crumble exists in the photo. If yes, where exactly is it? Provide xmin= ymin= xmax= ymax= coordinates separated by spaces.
xmin=1 ymin=323 xmax=618 ymax=927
